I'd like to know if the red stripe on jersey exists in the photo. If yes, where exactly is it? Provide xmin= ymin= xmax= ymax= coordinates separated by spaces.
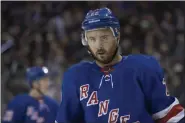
xmin=155 ymin=104 xmax=184 ymax=123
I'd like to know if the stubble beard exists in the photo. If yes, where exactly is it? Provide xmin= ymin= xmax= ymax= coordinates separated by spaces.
xmin=90 ymin=45 xmax=118 ymax=65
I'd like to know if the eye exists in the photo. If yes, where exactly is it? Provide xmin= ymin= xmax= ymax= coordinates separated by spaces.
xmin=89 ymin=37 xmax=96 ymax=42
xmin=101 ymin=35 xmax=108 ymax=41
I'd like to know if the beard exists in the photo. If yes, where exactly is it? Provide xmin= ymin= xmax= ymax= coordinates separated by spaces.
xmin=89 ymin=45 xmax=118 ymax=65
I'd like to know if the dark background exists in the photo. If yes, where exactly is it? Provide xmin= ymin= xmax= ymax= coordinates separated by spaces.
xmin=1 ymin=1 xmax=185 ymax=115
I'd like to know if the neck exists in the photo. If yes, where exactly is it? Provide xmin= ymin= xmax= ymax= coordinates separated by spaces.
xmin=29 ymin=89 xmax=42 ymax=99
xmin=96 ymin=54 xmax=122 ymax=68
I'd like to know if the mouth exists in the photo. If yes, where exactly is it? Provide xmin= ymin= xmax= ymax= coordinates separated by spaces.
xmin=97 ymin=50 xmax=106 ymax=55
xmin=98 ymin=52 xmax=105 ymax=55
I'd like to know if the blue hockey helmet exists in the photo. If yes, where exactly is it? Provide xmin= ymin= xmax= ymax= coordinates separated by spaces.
xmin=81 ymin=7 xmax=120 ymax=46
xmin=26 ymin=66 xmax=49 ymax=86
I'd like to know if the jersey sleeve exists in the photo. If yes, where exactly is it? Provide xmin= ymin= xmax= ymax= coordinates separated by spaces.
xmin=55 ymin=69 xmax=84 ymax=123
xmin=137 ymin=56 xmax=184 ymax=123
xmin=2 ymin=96 xmax=25 ymax=123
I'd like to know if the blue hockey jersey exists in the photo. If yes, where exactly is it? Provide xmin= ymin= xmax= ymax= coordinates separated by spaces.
xmin=2 ymin=94 xmax=59 ymax=123
xmin=56 ymin=54 xmax=184 ymax=123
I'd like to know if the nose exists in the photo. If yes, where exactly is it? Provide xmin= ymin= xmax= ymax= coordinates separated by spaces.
xmin=96 ymin=39 xmax=104 ymax=49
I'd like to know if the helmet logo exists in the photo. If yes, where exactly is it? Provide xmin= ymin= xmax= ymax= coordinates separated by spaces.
xmin=88 ymin=19 xmax=100 ymax=24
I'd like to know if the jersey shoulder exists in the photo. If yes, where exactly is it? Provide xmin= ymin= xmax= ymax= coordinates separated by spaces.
xmin=44 ymin=96 xmax=59 ymax=107
xmin=124 ymin=54 xmax=162 ymax=71
xmin=7 ymin=94 xmax=30 ymax=107
xmin=65 ymin=60 xmax=94 ymax=76
xmin=62 ymin=61 xmax=94 ymax=87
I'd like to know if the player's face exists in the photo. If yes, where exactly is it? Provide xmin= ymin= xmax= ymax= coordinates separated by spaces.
xmin=39 ymin=77 xmax=49 ymax=94
xmin=86 ymin=28 xmax=117 ymax=64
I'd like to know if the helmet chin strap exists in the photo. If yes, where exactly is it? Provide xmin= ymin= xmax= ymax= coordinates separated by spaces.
xmin=36 ymin=89 xmax=44 ymax=97
xmin=36 ymin=83 xmax=44 ymax=97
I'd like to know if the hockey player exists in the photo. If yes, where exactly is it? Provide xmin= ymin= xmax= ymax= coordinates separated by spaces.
xmin=2 ymin=66 xmax=59 ymax=123
xmin=56 ymin=8 xmax=185 ymax=123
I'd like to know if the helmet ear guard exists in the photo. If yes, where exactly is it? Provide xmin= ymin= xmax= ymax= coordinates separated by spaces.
xmin=81 ymin=32 xmax=88 ymax=46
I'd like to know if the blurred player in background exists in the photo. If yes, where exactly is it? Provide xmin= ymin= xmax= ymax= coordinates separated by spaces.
xmin=2 ymin=66 xmax=59 ymax=123
xmin=56 ymin=8 xmax=185 ymax=123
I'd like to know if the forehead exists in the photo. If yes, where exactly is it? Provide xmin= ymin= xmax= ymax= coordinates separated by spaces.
xmin=86 ymin=28 xmax=113 ymax=37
